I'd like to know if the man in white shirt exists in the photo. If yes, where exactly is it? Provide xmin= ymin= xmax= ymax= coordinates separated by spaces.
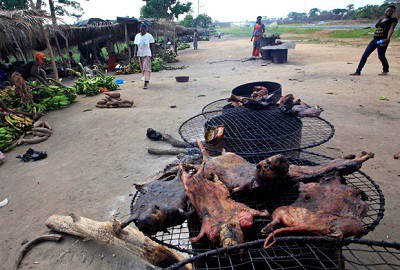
xmin=134 ymin=24 xmax=155 ymax=89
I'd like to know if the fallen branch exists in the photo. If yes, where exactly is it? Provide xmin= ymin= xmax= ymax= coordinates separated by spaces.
xmin=45 ymin=213 xmax=191 ymax=269
xmin=15 ymin=234 xmax=62 ymax=269
xmin=147 ymin=147 xmax=191 ymax=156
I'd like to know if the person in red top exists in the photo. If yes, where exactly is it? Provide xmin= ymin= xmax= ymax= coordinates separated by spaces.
xmin=350 ymin=5 xmax=398 ymax=76
xmin=35 ymin=51 xmax=46 ymax=68
xmin=251 ymin=16 xmax=265 ymax=58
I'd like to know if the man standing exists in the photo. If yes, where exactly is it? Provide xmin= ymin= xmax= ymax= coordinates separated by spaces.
xmin=134 ymin=24 xmax=155 ymax=89
xmin=251 ymin=16 xmax=265 ymax=58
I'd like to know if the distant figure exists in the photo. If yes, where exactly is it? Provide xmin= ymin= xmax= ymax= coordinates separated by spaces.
xmin=251 ymin=16 xmax=265 ymax=58
xmin=106 ymin=35 xmax=116 ymax=72
xmin=193 ymin=30 xmax=199 ymax=50
xmin=134 ymin=24 xmax=155 ymax=89
xmin=350 ymin=5 xmax=398 ymax=76
xmin=35 ymin=51 xmax=46 ymax=68
xmin=68 ymin=51 xmax=77 ymax=68
xmin=218 ymin=31 xmax=221 ymax=39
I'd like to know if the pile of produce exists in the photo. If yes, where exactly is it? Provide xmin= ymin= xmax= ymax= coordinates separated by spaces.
xmin=18 ymin=120 xmax=52 ymax=146
xmin=96 ymin=92 xmax=133 ymax=108
xmin=69 ymin=65 xmax=119 ymax=96
xmin=178 ymin=43 xmax=191 ymax=50
xmin=152 ymin=57 xmax=166 ymax=72
xmin=0 ymin=82 xmax=77 ymax=113
xmin=158 ymin=50 xmax=179 ymax=63
xmin=0 ymin=112 xmax=34 ymax=152
xmin=116 ymin=57 xmax=167 ymax=75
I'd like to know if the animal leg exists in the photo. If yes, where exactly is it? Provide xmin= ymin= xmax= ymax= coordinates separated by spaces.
xmin=264 ymin=226 xmax=326 ymax=249
xmin=195 ymin=137 xmax=210 ymax=161
xmin=191 ymin=226 xmax=207 ymax=243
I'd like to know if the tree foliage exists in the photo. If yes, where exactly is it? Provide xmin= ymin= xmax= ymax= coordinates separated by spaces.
xmin=140 ymin=0 xmax=192 ymax=20
xmin=0 ymin=0 xmax=29 ymax=9
xmin=0 ymin=0 xmax=87 ymax=20
xmin=194 ymin=13 xmax=212 ymax=28
xmin=180 ymin=14 xmax=194 ymax=27
xmin=280 ymin=1 xmax=399 ymax=23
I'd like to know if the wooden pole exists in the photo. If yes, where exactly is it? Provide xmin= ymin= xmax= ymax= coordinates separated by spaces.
xmin=42 ymin=25 xmax=59 ymax=80
xmin=124 ymin=24 xmax=131 ymax=61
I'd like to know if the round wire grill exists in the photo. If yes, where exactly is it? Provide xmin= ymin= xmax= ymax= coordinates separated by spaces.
xmin=166 ymin=237 xmax=400 ymax=270
xmin=130 ymin=151 xmax=384 ymax=256
xmin=179 ymin=109 xmax=335 ymax=155
xmin=201 ymin=98 xmax=236 ymax=114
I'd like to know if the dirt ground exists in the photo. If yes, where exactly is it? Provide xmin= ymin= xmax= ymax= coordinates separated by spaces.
xmin=1 ymin=36 xmax=399 ymax=269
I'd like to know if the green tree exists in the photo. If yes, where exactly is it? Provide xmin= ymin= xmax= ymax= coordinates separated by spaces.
xmin=140 ymin=0 xmax=192 ymax=20
xmin=0 ymin=0 xmax=87 ymax=20
xmin=287 ymin=12 xmax=307 ymax=21
xmin=180 ymin=14 xmax=195 ymax=27
xmin=0 ymin=0 xmax=29 ymax=9
xmin=308 ymin=8 xmax=320 ymax=20
xmin=194 ymin=13 xmax=212 ymax=28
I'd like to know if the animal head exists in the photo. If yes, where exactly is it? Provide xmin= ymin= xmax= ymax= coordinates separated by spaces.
xmin=256 ymin=154 xmax=290 ymax=181
xmin=133 ymin=204 xmax=167 ymax=235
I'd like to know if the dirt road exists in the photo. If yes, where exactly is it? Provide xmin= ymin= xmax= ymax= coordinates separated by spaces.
xmin=1 ymin=36 xmax=399 ymax=269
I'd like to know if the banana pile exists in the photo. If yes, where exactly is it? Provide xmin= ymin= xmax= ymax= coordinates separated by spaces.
xmin=0 ymin=113 xmax=34 ymax=152
xmin=74 ymin=75 xmax=119 ymax=96
xmin=96 ymin=92 xmax=134 ymax=108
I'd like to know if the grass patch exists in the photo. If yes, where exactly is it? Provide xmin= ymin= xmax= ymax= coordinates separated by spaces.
xmin=217 ymin=26 xmax=321 ymax=37
xmin=329 ymin=28 xmax=400 ymax=38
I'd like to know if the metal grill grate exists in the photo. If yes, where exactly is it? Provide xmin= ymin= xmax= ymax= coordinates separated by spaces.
xmin=179 ymin=109 xmax=335 ymax=155
xmin=166 ymin=238 xmax=400 ymax=270
xmin=130 ymin=152 xmax=384 ymax=256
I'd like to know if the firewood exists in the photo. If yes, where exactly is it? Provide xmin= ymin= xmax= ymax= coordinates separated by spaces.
xmin=45 ymin=213 xmax=191 ymax=269
xmin=147 ymin=147 xmax=190 ymax=156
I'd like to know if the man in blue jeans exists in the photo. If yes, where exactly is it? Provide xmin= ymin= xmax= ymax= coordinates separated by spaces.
xmin=350 ymin=5 xmax=398 ymax=76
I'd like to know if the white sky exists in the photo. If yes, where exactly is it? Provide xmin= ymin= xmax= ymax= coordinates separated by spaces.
xmin=80 ymin=0 xmax=386 ymax=23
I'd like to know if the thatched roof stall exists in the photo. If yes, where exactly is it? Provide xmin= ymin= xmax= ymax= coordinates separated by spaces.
xmin=0 ymin=9 xmax=59 ymax=60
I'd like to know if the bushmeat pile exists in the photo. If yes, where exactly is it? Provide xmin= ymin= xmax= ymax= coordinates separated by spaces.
xmin=119 ymin=137 xmax=373 ymax=249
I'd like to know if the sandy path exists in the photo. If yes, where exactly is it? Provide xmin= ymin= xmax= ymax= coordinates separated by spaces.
xmin=0 ymin=36 xmax=399 ymax=269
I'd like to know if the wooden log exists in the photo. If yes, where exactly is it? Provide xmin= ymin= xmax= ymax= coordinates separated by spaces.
xmin=160 ymin=133 xmax=188 ymax=148
xmin=147 ymin=147 xmax=189 ymax=156
xmin=45 ymin=214 xmax=191 ymax=269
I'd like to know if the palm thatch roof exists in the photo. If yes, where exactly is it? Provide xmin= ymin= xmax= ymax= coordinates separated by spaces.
xmin=0 ymin=10 xmax=198 ymax=59
xmin=0 ymin=9 xmax=59 ymax=55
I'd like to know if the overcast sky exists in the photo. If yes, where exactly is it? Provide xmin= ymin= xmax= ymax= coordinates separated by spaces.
xmin=80 ymin=0 xmax=386 ymax=22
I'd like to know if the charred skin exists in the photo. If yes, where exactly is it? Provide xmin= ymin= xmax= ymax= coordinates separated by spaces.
xmin=262 ymin=173 xmax=368 ymax=248
xmin=287 ymin=151 xmax=374 ymax=182
xmin=122 ymin=171 xmax=190 ymax=235
xmin=180 ymin=163 xmax=269 ymax=247
xmin=204 ymin=125 xmax=225 ymax=145
xmin=251 ymin=86 xmax=269 ymax=99
xmin=256 ymin=154 xmax=290 ymax=183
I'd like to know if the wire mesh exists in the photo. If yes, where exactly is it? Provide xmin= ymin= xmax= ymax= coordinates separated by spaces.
xmin=166 ymin=238 xmax=400 ymax=270
xmin=179 ymin=109 xmax=334 ymax=156
xmin=130 ymin=151 xmax=384 ymax=257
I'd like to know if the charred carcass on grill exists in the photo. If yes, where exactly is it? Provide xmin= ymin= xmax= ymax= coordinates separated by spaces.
xmin=180 ymin=163 xmax=269 ymax=247
xmin=192 ymin=138 xmax=290 ymax=193
xmin=228 ymin=85 xmax=276 ymax=110
xmin=277 ymin=94 xmax=323 ymax=117
xmin=287 ymin=151 xmax=374 ymax=182
xmin=204 ymin=125 xmax=225 ymax=145
xmin=262 ymin=172 xmax=368 ymax=248
xmin=115 ymin=171 xmax=191 ymax=235
xmin=255 ymin=151 xmax=374 ymax=184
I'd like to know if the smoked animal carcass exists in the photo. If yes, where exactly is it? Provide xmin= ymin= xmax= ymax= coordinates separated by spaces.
xmin=262 ymin=172 xmax=368 ymax=248
xmin=254 ymin=151 xmax=374 ymax=184
xmin=116 ymin=171 xmax=191 ymax=235
xmin=192 ymin=138 xmax=290 ymax=193
xmin=180 ymin=163 xmax=269 ymax=247
xmin=277 ymin=94 xmax=323 ymax=117
xmin=286 ymin=151 xmax=374 ymax=182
